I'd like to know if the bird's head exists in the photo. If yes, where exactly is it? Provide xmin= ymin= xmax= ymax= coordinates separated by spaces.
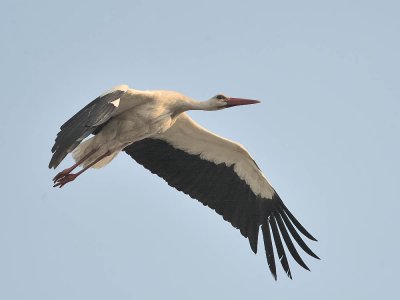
xmin=208 ymin=94 xmax=260 ymax=110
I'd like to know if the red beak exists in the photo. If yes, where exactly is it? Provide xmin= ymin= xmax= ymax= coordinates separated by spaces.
xmin=225 ymin=98 xmax=261 ymax=107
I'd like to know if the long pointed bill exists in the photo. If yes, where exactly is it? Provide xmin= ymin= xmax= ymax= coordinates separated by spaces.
xmin=225 ymin=98 xmax=261 ymax=108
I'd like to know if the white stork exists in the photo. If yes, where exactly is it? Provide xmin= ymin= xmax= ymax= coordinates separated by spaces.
xmin=49 ymin=84 xmax=319 ymax=279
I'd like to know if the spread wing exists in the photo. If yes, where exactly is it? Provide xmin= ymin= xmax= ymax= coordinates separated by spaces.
xmin=124 ymin=113 xmax=319 ymax=279
xmin=49 ymin=85 xmax=128 ymax=169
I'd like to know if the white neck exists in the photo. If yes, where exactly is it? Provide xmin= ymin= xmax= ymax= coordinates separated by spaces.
xmin=180 ymin=99 xmax=219 ymax=112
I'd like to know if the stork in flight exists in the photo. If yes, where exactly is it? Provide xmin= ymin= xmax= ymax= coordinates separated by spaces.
xmin=49 ymin=85 xmax=319 ymax=279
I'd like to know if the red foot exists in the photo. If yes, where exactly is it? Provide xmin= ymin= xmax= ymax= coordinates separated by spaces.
xmin=53 ymin=168 xmax=73 ymax=182
xmin=53 ymin=173 xmax=78 ymax=188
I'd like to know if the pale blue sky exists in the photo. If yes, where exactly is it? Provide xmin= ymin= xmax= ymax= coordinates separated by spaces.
xmin=1 ymin=0 xmax=399 ymax=299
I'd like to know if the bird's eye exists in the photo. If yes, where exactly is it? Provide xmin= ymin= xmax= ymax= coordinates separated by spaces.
xmin=216 ymin=94 xmax=226 ymax=100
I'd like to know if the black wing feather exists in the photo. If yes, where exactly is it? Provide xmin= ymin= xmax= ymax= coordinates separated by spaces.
xmin=281 ymin=201 xmax=318 ymax=241
xmin=124 ymin=138 xmax=318 ymax=279
xmin=275 ymin=213 xmax=310 ymax=271
xmin=280 ymin=211 xmax=320 ymax=259
xmin=270 ymin=213 xmax=292 ymax=279
xmin=262 ymin=223 xmax=276 ymax=280
xmin=49 ymin=89 xmax=126 ymax=169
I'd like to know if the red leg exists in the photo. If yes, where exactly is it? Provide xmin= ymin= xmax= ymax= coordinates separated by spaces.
xmin=53 ymin=151 xmax=111 ymax=188
xmin=52 ymin=149 xmax=98 ymax=182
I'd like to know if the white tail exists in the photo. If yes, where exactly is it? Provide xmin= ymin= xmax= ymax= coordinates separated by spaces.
xmin=72 ymin=137 xmax=119 ymax=169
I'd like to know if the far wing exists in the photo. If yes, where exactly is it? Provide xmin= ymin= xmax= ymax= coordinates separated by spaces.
xmin=124 ymin=113 xmax=318 ymax=279
xmin=49 ymin=85 xmax=128 ymax=169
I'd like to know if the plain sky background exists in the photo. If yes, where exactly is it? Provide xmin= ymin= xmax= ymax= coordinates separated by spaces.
xmin=1 ymin=0 xmax=399 ymax=299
